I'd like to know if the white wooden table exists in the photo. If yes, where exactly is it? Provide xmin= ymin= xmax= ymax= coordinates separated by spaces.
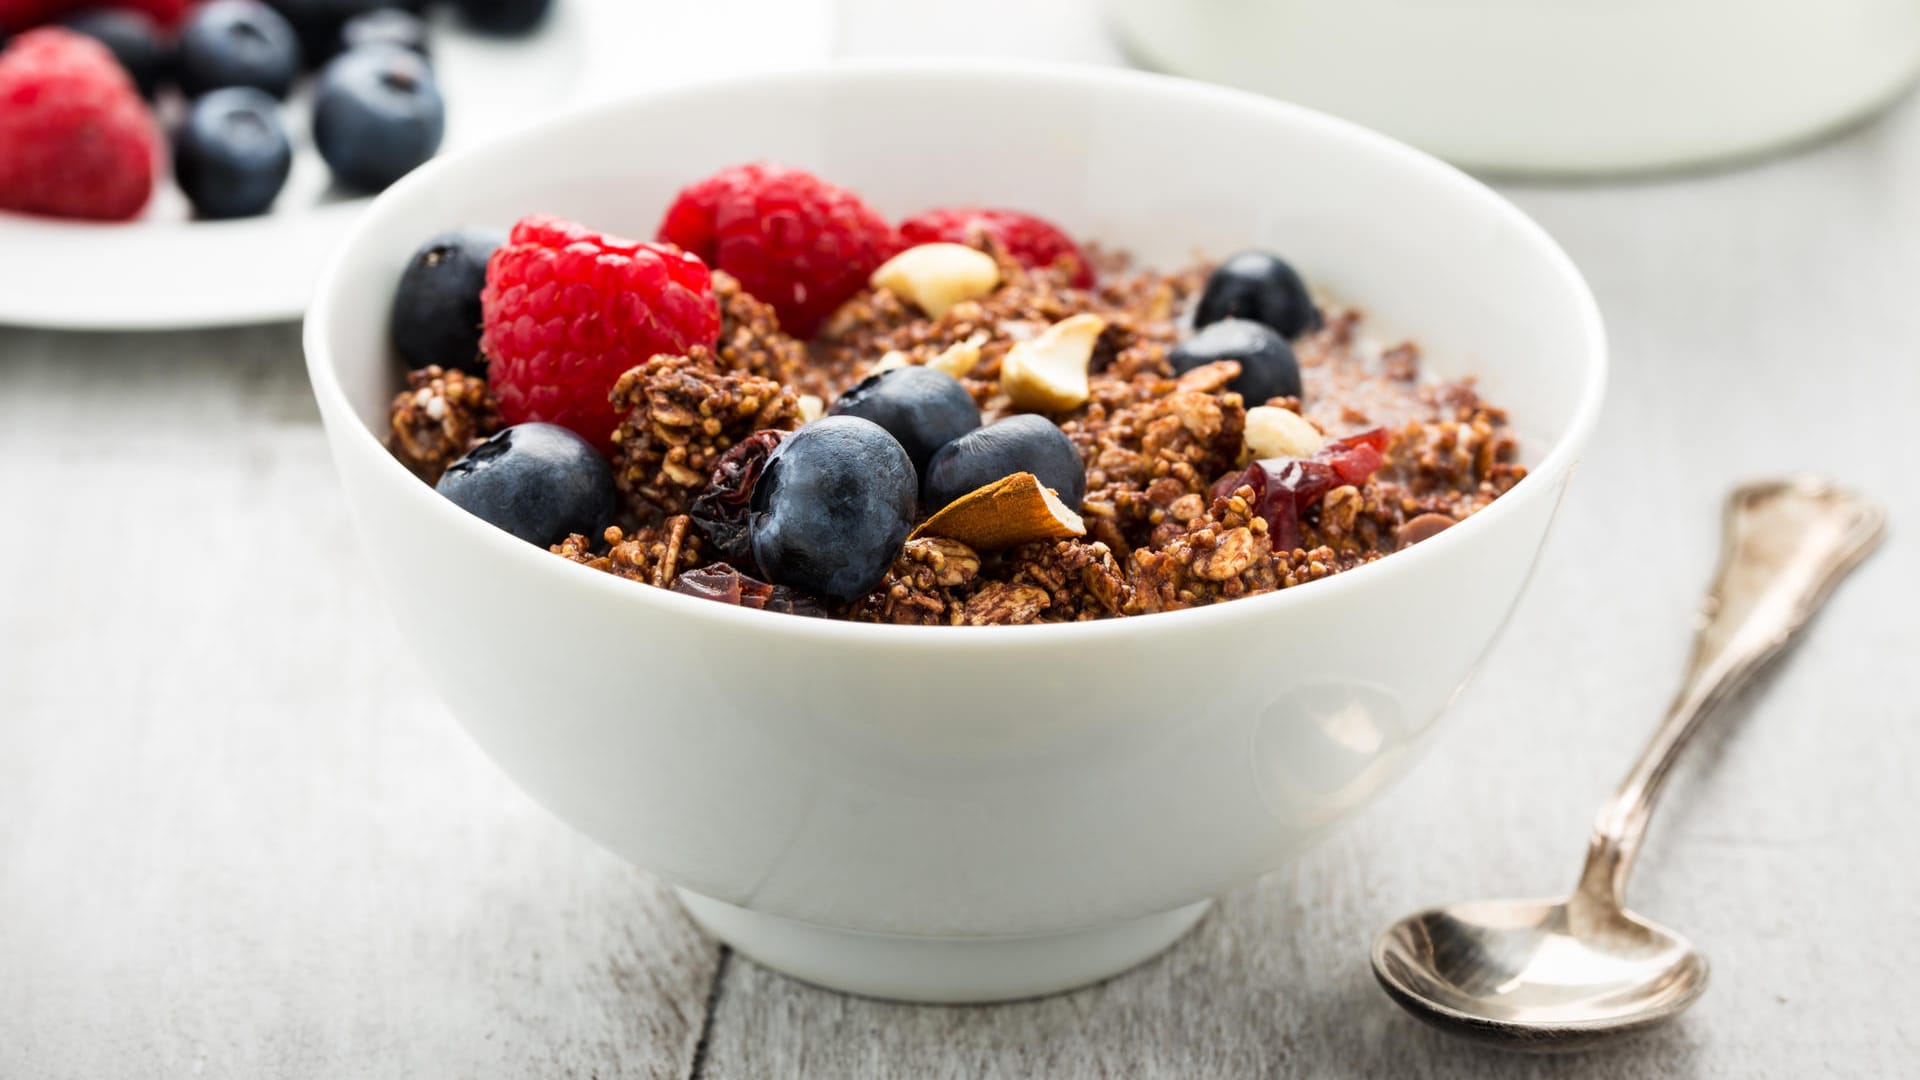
xmin=5 ymin=5 xmax=1917 ymax=1077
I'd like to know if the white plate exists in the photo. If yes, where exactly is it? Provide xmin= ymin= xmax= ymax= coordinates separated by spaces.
xmin=0 ymin=0 xmax=829 ymax=330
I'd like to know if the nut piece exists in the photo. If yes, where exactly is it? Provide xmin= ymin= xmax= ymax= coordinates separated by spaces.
xmin=901 ymin=536 xmax=982 ymax=587
xmin=797 ymin=394 xmax=826 ymax=423
xmin=999 ymin=312 xmax=1105 ymax=413
xmin=961 ymin=581 xmax=1052 ymax=626
xmin=867 ymin=350 xmax=910 ymax=376
xmin=870 ymin=242 xmax=1002 ymax=319
xmin=929 ymin=331 xmax=988 ymax=379
xmin=1395 ymin=512 xmax=1456 ymax=550
xmin=1244 ymin=405 xmax=1326 ymax=460
xmin=912 ymin=471 xmax=1087 ymax=550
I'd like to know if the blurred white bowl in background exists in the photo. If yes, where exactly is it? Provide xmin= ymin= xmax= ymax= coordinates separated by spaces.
xmin=1110 ymin=0 xmax=1920 ymax=175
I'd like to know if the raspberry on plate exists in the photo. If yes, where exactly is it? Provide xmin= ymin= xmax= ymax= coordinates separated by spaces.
xmin=116 ymin=0 xmax=196 ymax=29
xmin=899 ymin=206 xmax=1095 ymax=287
xmin=0 ymin=0 xmax=191 ymax=32
xmin=656 ymin=162 xmax=900 ymax=339
xmin=0 ymin=28 xmax=160 ymax=222
xmin=481 ymin=214 xmax=721 ymax=452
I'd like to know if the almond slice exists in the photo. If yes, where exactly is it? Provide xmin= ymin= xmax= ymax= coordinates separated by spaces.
xmin=1244 ymin=405 xmax=1325 ymax=460
xmin=870 ymin=243 xmax=1001 ymax=319
xmin=866 ymin=350 xmax=910 ymax=377
xmin=1000 ymin=312 xmax=1104 ymax=413
xmin=796 ymin=394 xmax=826 ymax=423
xmin=911 ymin=471 xmax=1086 ymax=550
xmin=928 ymin=331 xmax=988 ymax=379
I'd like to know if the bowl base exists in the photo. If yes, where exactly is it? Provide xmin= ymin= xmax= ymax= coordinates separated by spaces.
xmin=675 ymin=890 xmax=1212 ymax=1004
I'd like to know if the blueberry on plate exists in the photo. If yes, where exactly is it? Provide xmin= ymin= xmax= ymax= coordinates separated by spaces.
xmin=436 ymin=423 xmax=617 ymax=548
xmin=176 ymin=0 xmax=302 ymax=98
xmin=59 ymin=8 xmax=171 ymax=98
xmin=1168 ymin=318 xmax=1303 ymax=406
xmin=749 ymin=416 xmax=917 ymax=603
xmin=173 ymin=87 xmax=293 ymax=219
xmin=1195 ymin=250 xmax=1321 ymax=339
xmin=261 ymin=0 xmax=386 ymax=66
xmin=453 ymin=0 xmax=553 ymax=35
xmin=828 ymin=366 xmax=980 ymax=475
xmin=390 ymin=226 xmax=505 ymax=372
xmin=313 ymin=45 xmax=445 ymax=192
xmin=922 ymin=413 xmax=1086 ymax=513
xmin=339 ymin=7 xmax=430 ymax=57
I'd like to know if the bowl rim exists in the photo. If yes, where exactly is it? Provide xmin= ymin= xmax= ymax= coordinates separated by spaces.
xmin=304 ymin=57 xmax=1608 ymax=650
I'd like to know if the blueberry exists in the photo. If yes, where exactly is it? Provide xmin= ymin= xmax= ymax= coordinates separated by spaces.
xmin=390 ymin=226 xmax=504 ymax=372
xmin=1195 ymin=250 xmax=1321 ymax=339
xmin=339 ymin=8 xmax=430 ymax=57
xmin=922 ymin=413 xmax=1085 ymax=512
xmin=827 ymin=366 xmax=980 ymax=475
xmin=436 ymin=423 xmax=617 ymax=547
xmin=453 ymin=0 xmax=552 ymax=35
xmin=176 ymin=0 xmax=302 ymax=98
xmin=748 ymin=417 xmax=917 ymax=603
xmin=312 ymin=45 xmax=444 ymax=192
xmin=1168 ymin=318 xmax=1302 ymax=406
xmin=173 ymin=88 xmax=293 ymax=219
xmin=262 ymin=0 xmax=386 ymax=66
xmin=59 ymin=9 xmax=171 ymax=98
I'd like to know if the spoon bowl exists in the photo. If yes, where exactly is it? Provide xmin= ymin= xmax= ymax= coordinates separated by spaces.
xmin=1373 ymin=898 xmax=1708 ymax=1050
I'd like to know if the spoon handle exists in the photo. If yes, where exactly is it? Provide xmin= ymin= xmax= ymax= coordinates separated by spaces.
xmin=1574 ymin=477 xmax=1886 ymax=910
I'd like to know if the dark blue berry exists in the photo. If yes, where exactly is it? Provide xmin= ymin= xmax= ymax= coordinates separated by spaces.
xmin=313 ymin=45 xmax=444 ymax=192
xmin=922 ymin=413 xmax=1085 ymax=512
xmin=173 ymin=88 xmax=293 ymax=219
xmin=340 ymin=8 xmax=430 ymax=57
xmin=454 ymin=0 xmax=552 ymax=35
xmin=262 ymin=0 xmax=386 ymax=66
xmin=59 ymin=9 xmax=171 ymax=98
xmin=1195 ymin=250 xmax=1321 ymax=338
xmin=1168 ymin=318 xmax=1302 ymax=406
xmin=390 ymin=226 xmax=504 ymax=372
xmin=748 ymin=417 xmax=917 ymax=603
xmin=828 ymin=366 xmax=980 ymax=475
xmin=436 ymin=423 xmax=616 ymax=547
xmin=176 ymin=0 xmax=302 ymax=99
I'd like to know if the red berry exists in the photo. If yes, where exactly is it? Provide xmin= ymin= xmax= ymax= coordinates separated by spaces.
xmin=1213 ymin=428 xmax=1388 ymax=552
xmin=0 ymin=2 xmax=60 ymax=32
xmin=899 ymin=206 xmax=1094 ymax=287
xmin=657 ymin=162 xmax=900 ymax=339
xmin=0 ymin=0 xmax=192 ymax=31
xmin=0 ymin=28 xmax=159 ymax=222
xmin=481 ymin=214 xmax=720 ymax=453
xmin=115 ymin=0 xmax=195 ymax=28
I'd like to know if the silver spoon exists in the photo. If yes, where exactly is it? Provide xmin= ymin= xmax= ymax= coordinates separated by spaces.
xmin=1372 ymin=477 xmax=1886 ymax=1051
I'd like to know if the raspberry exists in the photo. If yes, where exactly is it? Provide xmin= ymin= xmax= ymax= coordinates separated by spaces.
xmin=899 ymin=206 xmax=1095 ymax=287
xmin=0 ymin=2 xmax=60 ymax=31
xmin=0 ymin=28 xmax=159 ymax=221
xmin=0 ymin=0 xmax=191 ymax=31
xmin=481 ymin=214 xmax=720 ymax=453
xmin=117 ymin=0 xmax=195 ymax=27
xmin=657 ymin=162 xmax=900 ymax=339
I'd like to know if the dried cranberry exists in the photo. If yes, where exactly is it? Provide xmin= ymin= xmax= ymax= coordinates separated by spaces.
xmin=690 ymin=430 xmax=786 ymax=566
xmin=671 ymin=563 xmax=827 ymax=617
xmin=1214 ymin=428 xmax=1389 ymax=551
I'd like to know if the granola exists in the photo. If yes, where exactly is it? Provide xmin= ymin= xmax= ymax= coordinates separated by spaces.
xmin=606 ymin=347 xmax=802 ymax=519
xmin=389 ymin=205 xmax=1524 ymax=624
xmin=386 ymin=365 xmax=500 ymax=483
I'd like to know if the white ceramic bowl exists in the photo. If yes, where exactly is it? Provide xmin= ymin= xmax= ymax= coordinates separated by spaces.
xmin=305 ymin=60 xmax=1606 ymax=1003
